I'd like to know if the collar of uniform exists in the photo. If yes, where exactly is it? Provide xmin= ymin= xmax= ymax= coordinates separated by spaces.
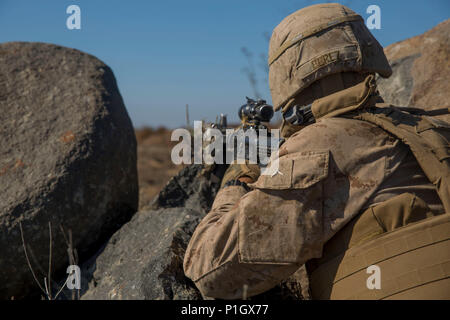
xmin=311 ymin=74 xmax=379 ymax=120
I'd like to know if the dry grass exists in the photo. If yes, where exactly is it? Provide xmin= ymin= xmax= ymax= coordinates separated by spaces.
xmin=135 ymin=127 xmax=182 ymax=209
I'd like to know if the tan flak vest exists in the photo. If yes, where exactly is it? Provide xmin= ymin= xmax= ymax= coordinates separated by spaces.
xmin=306 ymin=75 xmax=450 ymax=299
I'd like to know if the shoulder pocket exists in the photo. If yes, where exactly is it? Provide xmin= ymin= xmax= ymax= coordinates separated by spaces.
xmin=250 ymin=150 xmax=329 ymax=190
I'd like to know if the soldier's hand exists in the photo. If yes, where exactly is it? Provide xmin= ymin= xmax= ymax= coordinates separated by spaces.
xmin=220 ymin=162 xmax=260 ymax=188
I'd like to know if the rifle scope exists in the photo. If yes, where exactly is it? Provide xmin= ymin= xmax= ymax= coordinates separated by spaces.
xmin=238 ymin=97 xmax=274 ymax=123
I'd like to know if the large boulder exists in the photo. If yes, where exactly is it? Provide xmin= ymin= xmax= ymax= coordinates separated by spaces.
xmin=80 ymin=164 xmax=310 ymax=300
xmin=377 ymin=19 xmax=449 ymax=121
xmin=81 ymin=207 xmax=204 ymax=300
xmin=80 ymin=165 xmax=222 ymax=299
xmin=0 ymin=42 xmax=138 ymax=299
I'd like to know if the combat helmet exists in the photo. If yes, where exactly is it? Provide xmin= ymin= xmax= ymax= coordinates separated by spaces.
xmin=268 ymin=3 xmax=392 ymax=112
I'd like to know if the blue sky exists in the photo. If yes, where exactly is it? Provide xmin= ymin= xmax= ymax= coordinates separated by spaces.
xmin=1 ymin=0 xmax=448 ymax=128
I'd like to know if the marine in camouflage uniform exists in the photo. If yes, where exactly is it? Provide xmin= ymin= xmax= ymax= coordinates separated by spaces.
xmin=184 ymin=3 xmax=450 ymax=299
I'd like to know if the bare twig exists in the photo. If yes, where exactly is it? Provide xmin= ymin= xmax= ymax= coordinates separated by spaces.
xmin=68 ymin=230 xmax=76 ymax=300
xmin=28 ymin=244 xmax=68 ymax=299
xmin=59 ymin=224 xmax=68 ymax=245
xmin=259 ymin=53 xmax=269 ymax=79
xmin=242 ymin=284 xmax=248 ymax=300
xmin=241 ymin=47 xmax=261 ymax=99
xmin=60 ymin=224 xmax=75 ymax=264
xmin=59 ymin=224 xmax=79 ymax=300
xmin=19 ymin=222 xmax=46 ymax=296
xmin=44 ymin=277 xmax=49 ymax=298
xmin=186 ymin=104 xmax=190 ymax=129
xmin=47 ymin=221 xmax=53 ymax=300
xmin=27 ymin=244 xmax=46 ymax=276
xmin=54 ymin=271 xmax=73 ymax=300
xmin=69 ymin=229 xmax=74 ymax=264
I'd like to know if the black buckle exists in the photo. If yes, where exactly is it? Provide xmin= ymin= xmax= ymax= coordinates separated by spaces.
xmin=283 ymin=104 xmax=314 ymax=125
xmin=222 ymin=179 xmax=251 ymax=192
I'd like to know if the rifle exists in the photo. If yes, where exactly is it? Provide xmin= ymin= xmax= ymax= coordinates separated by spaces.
xmin=205 ymin=97 xmax=281 ymax=167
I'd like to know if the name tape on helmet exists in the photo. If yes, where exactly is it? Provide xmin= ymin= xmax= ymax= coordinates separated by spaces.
xmin=268 ymin=14 xmax=363 ymax=66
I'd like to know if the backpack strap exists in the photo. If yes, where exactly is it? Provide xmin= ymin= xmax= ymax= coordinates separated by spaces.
xmin=351 ymin=105 xmax=450 ymax=212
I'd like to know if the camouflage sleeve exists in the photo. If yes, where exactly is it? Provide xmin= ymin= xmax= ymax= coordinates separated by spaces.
xmin=183 ymin=151 xmax=328 ymax=299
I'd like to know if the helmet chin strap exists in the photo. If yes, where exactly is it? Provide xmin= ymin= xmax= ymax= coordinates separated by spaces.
xmin=279 ymin=73 xmax=378 ymax=138
xmin=281 ymin=72 xmax=371 ymax=123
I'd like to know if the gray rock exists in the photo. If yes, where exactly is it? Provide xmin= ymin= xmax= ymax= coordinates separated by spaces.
xmin=149 ymin=164 xmax=224 ymax=212
xmin=81 ymin=207 xmax=204 ymax=300
xmin=81 ymin=165 xmax=224 ymax=300
xmin=0 ymin=42 xmax=138 ymax=299
xmin=81 ymin=164 xmax=310 ymax=300
xmin=376 ymin=53 xmax=420 ymax=107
